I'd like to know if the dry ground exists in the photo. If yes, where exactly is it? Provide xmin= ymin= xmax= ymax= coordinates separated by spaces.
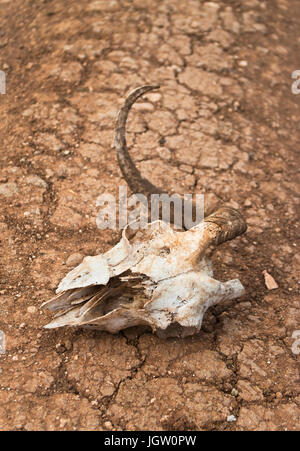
xmin=0 ymin=0 xmax=299 ymax=431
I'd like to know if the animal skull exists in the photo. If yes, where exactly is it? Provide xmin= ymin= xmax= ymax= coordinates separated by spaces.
xmin=43 ymin=86 xmax=247 ymax=338
xmin=43 ymin=207 xmax=246 ymax=338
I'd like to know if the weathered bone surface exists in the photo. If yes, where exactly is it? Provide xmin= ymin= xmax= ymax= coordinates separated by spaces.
xmin=43 ymin=208 xmax=246 ymax=338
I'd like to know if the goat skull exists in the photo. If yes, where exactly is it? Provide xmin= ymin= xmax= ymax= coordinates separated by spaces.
xmin=43 ymin=86 xmax=247 ymax=338
xmin=43 ymin=207 xmax=246 ymax=338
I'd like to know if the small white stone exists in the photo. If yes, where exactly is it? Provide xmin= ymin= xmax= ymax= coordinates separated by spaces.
xmin=227 ymin=415 xmax=236 ymax=423
xmin=104 ymin=421 xmax=113 ymax=430
xmin=66 ymin=253 xmax=84 ymax=267
xmin=227 ymin=415 xmax=237 ymax=422
xmin=231 ymin=388 xmax=239 ymax=397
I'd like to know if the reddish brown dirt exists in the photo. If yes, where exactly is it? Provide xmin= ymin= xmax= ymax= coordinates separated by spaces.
xmin=0 ymin=0 xmax=299 ymax=431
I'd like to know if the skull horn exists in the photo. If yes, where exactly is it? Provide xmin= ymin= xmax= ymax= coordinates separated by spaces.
xmin=114 ymin=85 xmax=163 ymax=197
xmin=203 ymin=207 xmax=247 ymax=245
xmin=114 ymin=86 xmax=247 ymax=237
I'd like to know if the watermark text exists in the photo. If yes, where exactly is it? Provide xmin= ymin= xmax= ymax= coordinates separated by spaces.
xmin=0 ymin=70 xmax=5 ymax=94
xmin=291 ymin=70 xmax=300 ymax=95
xmin=0 ymin=330 xmax=5 ymax=354
xmin=291 ymin=330 xmax=300 ymax=355
xmin=96 ymin=186 xmax=204 ymax=230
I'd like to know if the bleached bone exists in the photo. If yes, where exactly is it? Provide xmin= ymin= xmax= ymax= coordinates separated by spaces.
xmin=43 ymin=207 xmax=246 ymax=338
xmin=43 ymin=86 xmax=247 ymax=338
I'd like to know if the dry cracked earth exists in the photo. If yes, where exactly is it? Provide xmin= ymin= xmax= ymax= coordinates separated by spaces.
xmin=0 ymin=0 xmax=299 ymax=431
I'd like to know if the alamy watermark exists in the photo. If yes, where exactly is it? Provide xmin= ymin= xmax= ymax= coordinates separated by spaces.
xmin=96 ymin=186 xmax=204 ymax=230
xmin=291 ymin=330 xmax=300 ymax=355
xmin=291 ymin=70 xmax=300 ymax=95
xmin=0 ymin=70 xmax=5 ymax=94
xmin=0 ymin=330 xmax=5 ymax=354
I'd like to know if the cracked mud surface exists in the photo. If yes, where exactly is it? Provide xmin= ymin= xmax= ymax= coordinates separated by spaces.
xmin=0 ymin=0 xmax=299 ymax=431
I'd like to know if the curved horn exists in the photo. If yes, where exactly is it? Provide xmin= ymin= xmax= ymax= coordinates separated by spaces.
xmin=204 ymin=207 xmax=247 ymax=245
xmin=189 ymin=206 xmax=247 ymax=264
xmin=114 ymin=85 xmax=194 ymax=229
xmin=114 ymin=85 xmax=164 ymax=197
xmin=114 ymin=86 xmax=247 ymax=237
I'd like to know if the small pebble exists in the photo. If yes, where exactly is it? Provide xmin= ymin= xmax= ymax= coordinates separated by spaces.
xmin=66 ymin=253 xmax=84 ymax=267
xmin=104 ymin=421 xmax=113 ymax=430
xmin=227 ymin=415 xmax=237 ymax=422
xmin=231 ymin=388 xmax=239 ymax=397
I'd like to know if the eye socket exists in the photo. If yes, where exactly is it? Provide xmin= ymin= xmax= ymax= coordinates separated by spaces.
xmin=158 ymin=247 xmax=170 ymax=257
